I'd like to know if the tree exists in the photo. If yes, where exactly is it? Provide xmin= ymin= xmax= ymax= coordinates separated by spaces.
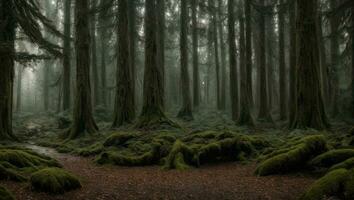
xmin=228 ymin=0 xmax=239 ymax=121
xmin=245 ymin=0 xmax=254 ymax=107
xmin=352 ymin=7 xmax=354 ymax=117
xmin=16 ymin=65 xmax=23 ymax=112
xmin=257 ymin=0 xmax=272 ymax=122
xmin=288 ymin=0 xmax=296 ymax=123
xmin=289 ymin=0 xmax=329 ymax=130
xmin=192 ymin=0 xmax=200 ymax=108
xmin=218 ymin=0 xmax=227 ymax=110
xmin=237 ymin=5 xmax=254 ymax=127
xmin=90 ymin=0 xmax=100 ymax=107
xmin=112 ymin=0 xmax=135 ymax=127
xmin=66 ymin=0 xmax=98 ymax=139
xmin=177 ymin=0 xmax=193 ymax=120
xmin=0 ymin=0 xmax=61 ymax=140
xmin=128 ymin=0 xmax=137 ymax=111
xmin=63 ymin=0 xmax=72 ymax=111
xmin=278 ymin=0 xmax=287 ymax=120
xmin=136 ymin=0 xmax=174 ymax=129
xmin=157 ymin=0 xmax=166 ymax=109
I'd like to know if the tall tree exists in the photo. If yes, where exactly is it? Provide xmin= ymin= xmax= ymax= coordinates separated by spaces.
xmin=218 ymin=0 xmax=227 ymax=110
xmin=228 ymin=0 xmax=239 ymax=121
xmin=128 ymin=0 xmax=136 ymax=111
xmin=352 ymin=7 xmax=354 ymax=117
xmin=245 ymin=0 xmax=254 ymax=107
xmin=237 ymin=7 xmax=254 ymax=126
xmin=157 ymin=0 xmax=166 ymax=108
xmin=278 ymin=0 xmax=287 ymax=120
xmin=288 ymin=0 xmax=296 ymax=123
xmin=67 ymin=0 xmax=98 ymax=139
xmin=192 ymin=0 xmax=200 ymax=108
xmin=136 ymin=0 xmax=173 ymax=128
xmin=90 ymin=0 xmax=100 ymax=107
xmin=177 ymin=0 xmax=193 ymax=120
xmin=257 ymin=1 xmax=272 ymax=122
xmin=289 ymin=0 xmax=329 ymax=130
xmin=16 ymin=65 xmax=23 ymax=112
xmin=63 ymin=0 xmax=72 ymax=111
xmin=112 ymin=0 xmax=135 ymax=127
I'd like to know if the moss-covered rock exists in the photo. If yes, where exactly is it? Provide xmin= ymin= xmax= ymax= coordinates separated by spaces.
xmin=255 ymin=135 xmax=327 ymax=176
xmin=30 ymin=168 xmax=81 ymax=194
xmin=310 ymin=149 xmax=354 ymax=169
xmin=300 ymin=169 xmax=349 ymax=200
xmin=0 ymin=186 xmax=15 ymax=200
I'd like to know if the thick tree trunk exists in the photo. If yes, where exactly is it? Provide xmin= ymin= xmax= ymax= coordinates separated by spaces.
xmin=258 ymin=2 xmax=272 ymax=122
xmin=112 ymin=0 xmax=135 ymax=127
xmin=192 ymin=0 xmax=200 ymax=108
xmin=90 ymin=0 xmax=99 ymax=107
xmin=218 ymin=0 xmax=226 ymax=110
xmin=128 ymin=0 xmax=136 ymax=112
xmin=237 ymin=10 xmax=254 ymax=126
xmin=278 ymin=0 xmax=287 ymax=120
xmin=63 ymin=0 xmax=72 ymax=111
xmin=288 ymin=0 xmax=296 ymax=123
xmin=352 ymin=7 xmax=354 ymax=117
xmin=136 ymin=0 xmax=174 ymax=129
xmin=245 ymin=0 xmax=254 ymax=107
xmin=289 ymin=0 xmax=329 ymax=130
xmin=98 ymin=0 xmax=108 ymax=108
xmin=228 ymin=0 xmax=239 ymax=121
xmin=156 ymin=0 xmax=165 ymax=109
xmin=67 ymin=0 xmax=98 ymax=139
xmin=266 ymin=5 xmax=276 ymax=112
xmin=329 ymin=0 xmax=340 ymax=117
xmin=0 ymin=1 xmax=16 ymax=140
xmin=178 ymin=0 xmax=193 ymax=120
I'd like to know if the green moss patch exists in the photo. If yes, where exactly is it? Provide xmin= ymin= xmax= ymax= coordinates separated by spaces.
xmin=0 ymin=186 xmax=15 ymax=200
xmin=30 ymin=168 xmax=81 ymax=194
xmin=301 ymin=168 xmax=354 ymax=200
xmin=330 ymin=158 xmax=354 ymax=171
xmin=255 ymin=135 xmax=327 ymax=176
xmin=310 ymin=149 xmax=354 ymax=169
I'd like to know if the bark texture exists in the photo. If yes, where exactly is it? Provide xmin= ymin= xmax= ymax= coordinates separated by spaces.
xmin=63 ymin=0 xmax=72 ymax=111
xmin=192 ymin=0 xmax=200 ymax=108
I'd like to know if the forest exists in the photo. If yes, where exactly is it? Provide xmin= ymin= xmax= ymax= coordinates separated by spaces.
xmin=0 ymin=0 xmax=354 ymax=199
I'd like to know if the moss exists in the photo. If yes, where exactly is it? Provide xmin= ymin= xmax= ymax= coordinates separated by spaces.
xmin=0 ymin=164 xmax=26 ymax=182
xmin=76 ymin=143 xmax=103 ymax=157
xmin=0 ymin=186 xmax=15 ymax=200
xmin=163 ymin=140 xmax=196 ymax=170
xmin=30 ymin=168 xmax=81 ymax=194
xmin=255 ymin=135 xmax=327 ymax=176
xmin=310 ymin=149 xmax=354 ymax=169
xmin=330 ymin=158 xmax=354 ymax=171
xmin=345 ymin=169 xmax=354 ymax=200
xmin=103 ymin=132 xmax=137 ymax=147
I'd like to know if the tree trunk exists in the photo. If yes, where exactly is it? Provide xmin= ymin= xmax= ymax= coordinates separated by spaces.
xmin=43 ymin=60 xmax=50 ymax=111
xmin=16 ymin=65 xmax=23 ymax=112
xmin=228 ymin=0 xmax=239 ymax=121
xmin=63 ymin=0 xmax=72 ymax=111
xmin=177 ymin=0 xmax=193 ymax=120
xmin=98 ymin=0 xmax=108 ymax=108
xmin=157 ymin=0 xmax=165 ymax=109
xmin=258 ymin=1 xmax=272 ymax=122
xmin=90 ymin=0 xmax=99 ymax=107
xmin=288 ymin=0 xmax=296 ymax=123
xmin=67 ymin=0 xmax=98 ymax=139
xmin=218 ymin=0 xmax=226 ymax=110
xmin=266 ymin=4 xmax=276 ymax=113
xmin=136 ymin=0 xmax=174 ymax=129
xmin=329 ymin=0 xmax=340 ymax=118
xmin=192 ymin=0 xmax=200 ymax=108
xmin=237 ymin=9 xmax=254 ymax=126
xmin=128 ymin=0 xmax=136 ymax=112
xmin=352 ymin=7 xmax=354 ymax=117
xmin=289 ymin=0 xmax=329 ymax=130
xmin=278 ymin=0 xmax=287 ymax=120
xmin=112 ymin=0 xmax=135 ymax=127
xmin=245 ymin=0 xmax=254 ymax=107
xmin=0 ymin=1 xmax=16 ymax=140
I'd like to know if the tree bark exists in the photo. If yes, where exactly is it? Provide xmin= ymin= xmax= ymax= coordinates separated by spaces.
xmin=278 ymin=0 xmax=287 ymax=120
xmin=177 ymin=0 xmax=193 ymax=120
xmin=218 ymin=0 xmax=226 ymax=110
xmin=237 ymin=8 xmax=254 ymax=126
xmin=63 ymin=0 xmax=72 ymax=111
xmin=156 ymin=0 xmax=165 ymax=109
xmin=192 ymin=0 xmax=200 ymax=108
xmin=352 ymin=7 xmax=354 ymax=117
xmin=90 ymin=0 xmax=99 ymax=107
xmin=0 ymin=0 xmax=16 ymax=140
xmin=228 ymin=0 xmax=239 ymax=121
xmin=112 ymin=0 xmax=135 ymax=127
xmin=289 ymin=0 xmax=329 ymax=130
xmin=128 ymin=0 xmax=136 ymax=112
xmin=245 ymin=0 xmax=254 ymax=107
xmin=16 ymin=65 xmax=23 ymax=112
xmin=288 ymin=0 xmax=296 ymax=123
xmin=67 ymin=0 xmax=98 ymax=139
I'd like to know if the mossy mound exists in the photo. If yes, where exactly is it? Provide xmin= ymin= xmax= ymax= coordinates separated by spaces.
xmin=163 ymin=140 xmax=196 ymax=170
xmin=103 ymin=132 xmax=138 ymax=147
xmin=0 ymin=163 xmax=26 ymax=182
xmin=0 ymin=186 xmax=15 ymax=200
xmin=310 ymin=149 xmax=354 ymax=169
xmin=255 ymin=135 xmax=327 ymax=176
xmin=330 ymin=157 xmax=354 ymax=171
xmin=300 ymin=168 xmax=354 ymax=200
xmin=30 ymin=168 xmax=81 ymax=194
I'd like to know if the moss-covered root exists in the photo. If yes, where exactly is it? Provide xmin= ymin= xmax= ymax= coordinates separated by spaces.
xmin=0 ymin=149 xmax=60 ymax=168
xmin=0 ymin=186 xmax=15 ymax=200
xmin=103 ymin=132 xmax=137 ymax=147
xmin=30 ymin=168 xmax=81 ymax=194
xmin=163 ymin=140 xmax=196 ymax=170
xmin=310 ymin=149 xmax=354 ymax=169
xmin=345 ymin=169 xmax=354 ymax=200
xmin=300 ymin=169 xmax=350 ymax=200
xmin=255 ymin=135 xmax=327 ymax=176
xmin=0 ymin=164 xmax=26 ymax=182
xmin=330 ymin=158 xmax=354 ymax=171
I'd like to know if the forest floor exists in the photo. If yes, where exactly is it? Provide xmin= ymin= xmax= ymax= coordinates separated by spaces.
xmin=1 ymin=109 xmax=352 ymax=200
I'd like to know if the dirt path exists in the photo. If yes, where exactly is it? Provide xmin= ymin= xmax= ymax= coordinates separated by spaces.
xmin=0 ymin=145 xmax=316 ymax=200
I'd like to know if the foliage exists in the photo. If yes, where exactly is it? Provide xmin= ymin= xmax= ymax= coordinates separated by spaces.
xmin=0 ymin=186 xmax=15 ymax=200
xmin=310 ymin=149 xmax=354 ymax=169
